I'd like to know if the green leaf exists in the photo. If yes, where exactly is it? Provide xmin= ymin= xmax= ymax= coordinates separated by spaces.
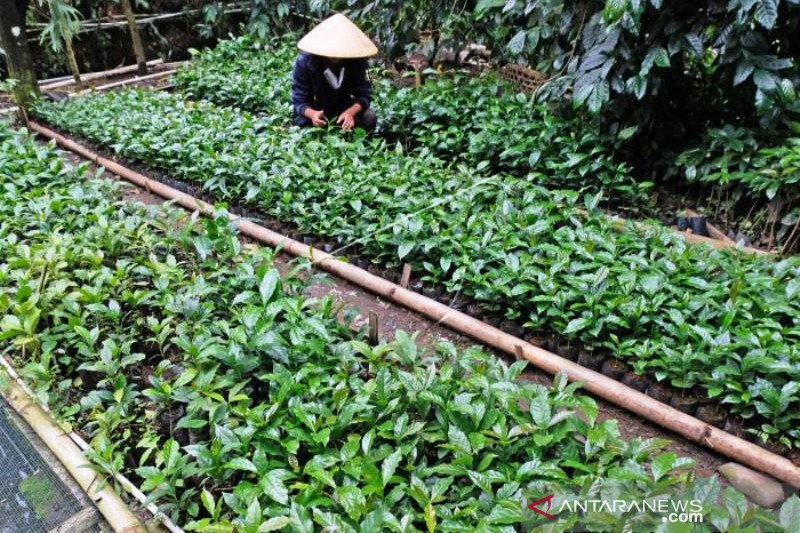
xmin=651 ymin=452 xmax=676 ymax=481
xmin=258 ymin=516 xmax=291 ymax=532
xmin=336 ymin=485 xmax=366 ymax=521
xmin=360 ymin=508 xmax=385 ymax=533
xmin=780 ymin=495 xmax=800 ymax=533
xmin=447 ymin=426 xmax=472 ymax=454
xmin=529 ymin=393 xmax=552 ymax=426
xmin=381 ymin=449 xmax=403 ymax=488
xmin=398 ymin=242 xmax=414 ymax=260
xmin=259 ymin=268 xmax=280 ymax=304
xmin=467 ymin=470 xmax=493 ymax=494
xmin=753 ymin=69 xmax=779 ymax=92
xmin=201 ymin=489 xmax=216 ymax=516
xmin=225 ymin=457 xmax=258 ymax=473
xmin=487 ymin=500 xmax=525 ymax=524
xmin=263 ymin=469 xmax=290 ymax=505
xmin=424 ymin=502 xmax=436 ymax=533
xmin=563 ymin=317 xmax=590 ymax=335
xmin=733 ymin=60 xmax=754 ymax=86
xmin=587 ymin=81 xmax=610 ymax=114
xmin=604 ymin=0 xmax=629 ymax=23
xmin=618 ymin=126 xmax=638 ymax=140
xmin=643 ymin=46 xmax=669 ymax=72
xmin=787 ymin=278 xmax=800 ymax=300
xmin=755 ymin=0 xmax=778 ymax=29
xmin=475 ymin=0 xmax=506 ymax=15
xmin=507 ymin=30 xmax=526 ymax=55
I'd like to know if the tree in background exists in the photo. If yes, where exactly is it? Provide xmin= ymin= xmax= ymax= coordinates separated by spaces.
xmin=0 ymin=0 xmax=40 ymax=110
xmin=475 ymin=0 xmax=799 ymax=136
xmin=36 ymin=0 xmax=84 ymax=89
xmin=119 ymin=0 xmax=147 ymax=74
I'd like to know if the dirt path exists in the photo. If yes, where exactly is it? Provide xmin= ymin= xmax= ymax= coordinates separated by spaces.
xmin=55 ymin=148 xmax=730 ymax=481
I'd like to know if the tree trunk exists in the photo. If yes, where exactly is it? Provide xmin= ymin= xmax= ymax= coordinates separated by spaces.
xmin=120 ymin=0 xmax=147 ymax=75
xmin=0 ymin=0 xmax=40 ymax=110
xmin=64 ymin=36 xmax=83 ymax=90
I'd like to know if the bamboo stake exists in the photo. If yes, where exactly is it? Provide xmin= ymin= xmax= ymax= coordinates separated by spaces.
xmin=368 ymin=311 xmax=380 ymax=345
xmin=400 ymin=263 xmax=412 ymax=288
xmin=28 ymin=121 xmax=800 ymax=488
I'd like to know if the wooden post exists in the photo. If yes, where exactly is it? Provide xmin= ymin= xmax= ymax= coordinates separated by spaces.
xmin=120 ymin=0 xmax=147 ymax=75
xmin=400 ymin=263 xmax=412 ymax=288
xmin=64 ymin=35 xmax=82 ymax=90
xmin=0 ymin=0 xmax=40 ymax=110
xmin=368 ymin=311 xmax=379 ymax=346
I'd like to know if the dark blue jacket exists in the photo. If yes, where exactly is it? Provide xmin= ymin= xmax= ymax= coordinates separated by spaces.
xmin=291 ymin=53 xmax=372 ymax=126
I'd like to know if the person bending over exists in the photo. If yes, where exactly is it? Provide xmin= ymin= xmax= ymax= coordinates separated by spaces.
xmin=291 ymin=14 xmax=378 ymax=132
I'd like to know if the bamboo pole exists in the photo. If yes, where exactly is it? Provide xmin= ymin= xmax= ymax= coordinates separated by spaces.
xmin=28 ymin=121 xmax=800 ymax=488
xmin=0 ymin=371 xmax=146 ymax=533
xmin=68 ymin=69 xmax=179 ymax=97
xmin=605 ymin=213 xmax=767 ymax=255
xmin=26 ymin=5 xmax=248 ymax=36
xmin=685 ymin=208 xmax=736 ymax=245
xmin=39 ymin=59 xmax=164 ymax=90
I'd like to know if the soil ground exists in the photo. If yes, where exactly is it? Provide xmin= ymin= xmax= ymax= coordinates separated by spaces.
xmin=57 ymin=149 xmax=730 ymax=481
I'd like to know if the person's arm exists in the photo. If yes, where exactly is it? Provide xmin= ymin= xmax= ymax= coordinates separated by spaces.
xmin=292 ymin=55 xmax=325 ymax=127
xmin=336 ymin=102 xmax=363 ymax=131
xmin=352 ymin=59 xmax=372 ymax=111
xmin=338 ymin=60 xmax=371 ymax=131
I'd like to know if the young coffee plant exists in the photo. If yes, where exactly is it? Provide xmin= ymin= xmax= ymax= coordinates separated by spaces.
xmin=8 ymin=122 xmax=797 ymax=530
xmin=174 ymin=37 xmax=646 ymax=204
xmin=33 ymin=91 xmax=800 ymax=450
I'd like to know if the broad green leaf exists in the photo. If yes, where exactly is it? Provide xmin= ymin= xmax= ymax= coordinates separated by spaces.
xmin=424 ymin=502 xmax=436 ymax=533
xmin=381 ymin=449 xmax=403 ymax=488
xmin=224 ymin=457 xmax=257 ymax=473
xmin=258 ymin=516 xmax=291 ymax=532
xmin=755 ymin=0 xmax=778 ymax=29
xmin=447 ymin=426 xmax=472 ymax=454
xmin=259 ymin=268 xmax=280 ymax=304
xmin=336 ymin=485 xmax=366 ymax=521
xmin=263 ymin=469 xmax=290 ymax=505
xmin=529 ymin=393 xmax=552 ymax=426
xmin=201 ymin=489 xmax=216 ymax=516
xmin=780 ymin=495 xmax=800 ymax=533
xmin=398 ymin=242 xmax=414 ymax=260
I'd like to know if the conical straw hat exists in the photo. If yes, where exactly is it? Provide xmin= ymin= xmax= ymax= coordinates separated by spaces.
xmin=298 ymin=14 xmax=378 ymax=58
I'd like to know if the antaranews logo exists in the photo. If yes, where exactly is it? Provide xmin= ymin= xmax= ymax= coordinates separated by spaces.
xmin=528 ymin=493 xmax=556 ymax=520
xmin=526 ymin=492 xmax=705 ymax=525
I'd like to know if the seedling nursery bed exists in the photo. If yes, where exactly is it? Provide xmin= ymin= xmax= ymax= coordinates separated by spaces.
xmin=28 ymin=118 xmax=800 ymax=466
xmin=1 ymin=107 xmax=796 ymax=531
xmin=31 ymin=131 xmax=739 ymax=481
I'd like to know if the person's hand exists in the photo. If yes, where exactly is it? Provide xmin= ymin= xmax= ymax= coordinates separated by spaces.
xmin=304 ymin=108 xmax=326 ymax=128
xmin=337 ymin=111 xmax=356 ymax=132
